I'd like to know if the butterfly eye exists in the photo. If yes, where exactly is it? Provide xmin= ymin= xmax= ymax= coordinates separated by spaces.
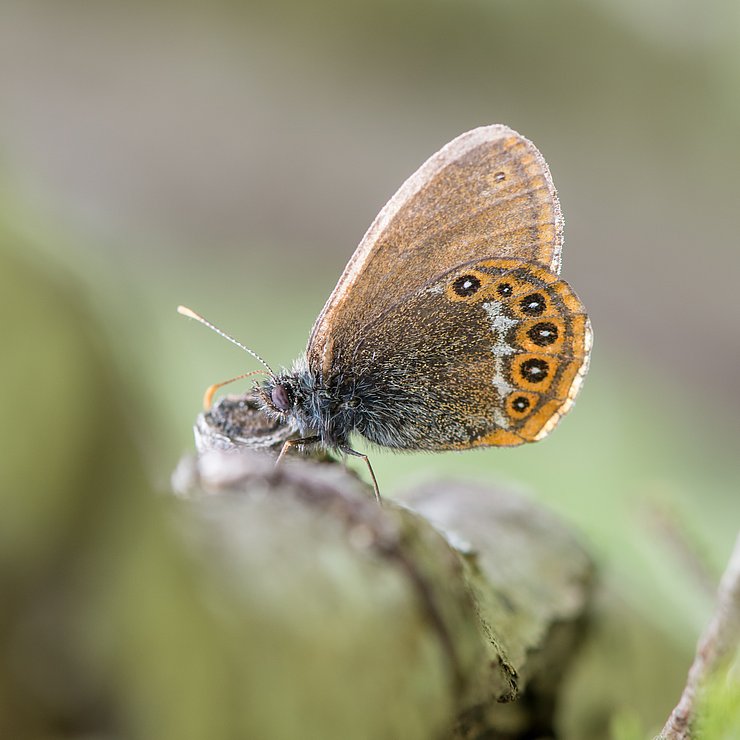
xmin=271 ymin=383 xmax=293 ymax=411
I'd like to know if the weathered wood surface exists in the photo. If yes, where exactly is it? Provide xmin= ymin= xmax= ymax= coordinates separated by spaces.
xmin=174 ymin=412 xmax=594 ymax=739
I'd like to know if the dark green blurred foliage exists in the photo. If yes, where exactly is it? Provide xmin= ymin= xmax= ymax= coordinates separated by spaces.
xmin=0 ymin=245 xmax=247 ymax=739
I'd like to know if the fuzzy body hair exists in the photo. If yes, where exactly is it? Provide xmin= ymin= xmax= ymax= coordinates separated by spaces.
xmin=257 ymin=356 xmax=436 ymax=452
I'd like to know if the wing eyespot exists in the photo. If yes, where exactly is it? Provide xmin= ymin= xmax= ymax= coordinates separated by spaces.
xmin=446 ymin=270 xmax=491 ymax=302
xmin=519 ymin=292 xmax=547 ymax=316
xmin=519 ymin=357 xmax=550 ymax=383
xmin=496 ymin=282 xmax=513 ymax=298
xmin=504 ymin=391 xmax=540 ymax=423
xmin=527 ymin=321 xmax=559 ymax=346
xmin=452 ymin=274 xmax=482 ymax=297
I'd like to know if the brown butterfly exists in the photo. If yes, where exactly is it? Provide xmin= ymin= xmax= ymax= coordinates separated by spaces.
xmin=181 ymin=125 xmax=591 ymax=499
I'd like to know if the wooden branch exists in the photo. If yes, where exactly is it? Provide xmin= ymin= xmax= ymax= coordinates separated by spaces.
xmin=658 ymin=533 xmax=740 ymax=740
xmin=170 ymin=393 xmax=595 ymax=738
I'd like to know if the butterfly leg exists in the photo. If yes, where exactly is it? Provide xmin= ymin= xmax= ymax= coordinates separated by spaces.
xmin=275 ymin=436 xmax=322 ymax=467
xmin=341 ymin=447 xmax=381 ymax=504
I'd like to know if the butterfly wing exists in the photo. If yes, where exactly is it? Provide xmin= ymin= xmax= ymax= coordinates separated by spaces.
xmin=308 ymin=125 xmax=564 ymax=374
xmin=344 ymin=259 xmax=591 ymax=450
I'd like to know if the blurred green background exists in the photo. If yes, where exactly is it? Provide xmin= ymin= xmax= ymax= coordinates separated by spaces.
xmin=2 ymin=0 xmax=739 ymax=736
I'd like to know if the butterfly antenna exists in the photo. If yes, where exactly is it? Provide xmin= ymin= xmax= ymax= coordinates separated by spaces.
xmin=177 ymin=305 xmax=276 ymax=377
xmin=202 ymin=369 xmax=272 ymax=410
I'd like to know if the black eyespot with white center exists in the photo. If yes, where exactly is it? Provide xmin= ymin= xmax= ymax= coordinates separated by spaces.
xmin=511 ymin=395 xmax=530 ymax=413
xmin=271 ymin=383 xmax=293 ymax=411
xmin=527 ymin=321 xmax=559 ymax=346
xmin=452 ymin=274 xmax=481 ymax=297
xmin=493 ymin=171 xmax=506 ymax=182
xmin=520 ymin=292 xmax=546 ymax=316
xmin=519 ymin=358 xmax=550 ymax=383
xmin=496 ymin=282 xmax=513 ymax=298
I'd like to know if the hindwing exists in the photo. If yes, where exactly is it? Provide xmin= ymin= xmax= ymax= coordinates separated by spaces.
xmin=343 ymin=259 xmax=591 ymax=450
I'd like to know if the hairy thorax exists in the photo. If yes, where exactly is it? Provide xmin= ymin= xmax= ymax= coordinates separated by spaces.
xmin=257 ymin=356 xmax=430 ymax=451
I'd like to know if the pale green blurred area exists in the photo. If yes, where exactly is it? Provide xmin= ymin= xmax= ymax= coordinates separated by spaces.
xmin=1 ymin=0 xmax=739 ymax=736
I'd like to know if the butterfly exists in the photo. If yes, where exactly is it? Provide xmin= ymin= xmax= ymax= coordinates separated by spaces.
xmin=181 ymin=125 xmax=591 ymax=499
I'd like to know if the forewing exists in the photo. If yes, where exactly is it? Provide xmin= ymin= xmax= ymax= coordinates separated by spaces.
xmin=346 ymin=259 xmax=591 ymax=451
xmin=308 ymin=125 xmax=563 ymax=374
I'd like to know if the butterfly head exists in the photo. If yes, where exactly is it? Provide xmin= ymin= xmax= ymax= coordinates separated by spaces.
xmin=256 ymin=360 xmax=319 ymax=435
xmin=255 ymin=359 xmax=367 ymax=450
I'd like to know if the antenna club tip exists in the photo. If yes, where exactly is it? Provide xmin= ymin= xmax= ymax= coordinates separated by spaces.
xmin=175 ymin=305 xmax=275 ymax=376
xmin=177 ymin=305 xmax=198 ymax=319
